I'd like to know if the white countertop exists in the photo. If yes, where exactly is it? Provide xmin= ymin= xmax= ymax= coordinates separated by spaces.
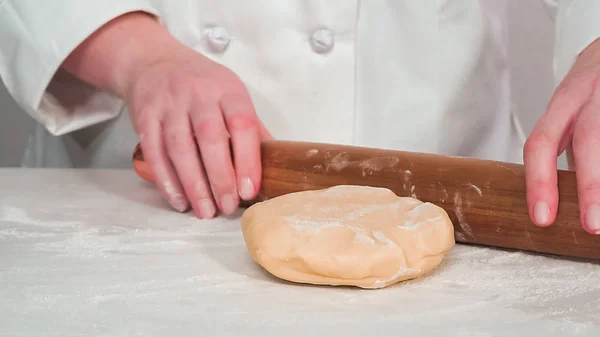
xmin=1 ymin=168 xmax=599 ymax=337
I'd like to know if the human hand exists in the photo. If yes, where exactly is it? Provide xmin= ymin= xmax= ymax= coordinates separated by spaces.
xmin=60 ymin=12 xmax=271 ymax=219
xmin=126 ymin=49 xmax=272 ymax=218
xmin=524 ymin=37 xmax=600 ymax=235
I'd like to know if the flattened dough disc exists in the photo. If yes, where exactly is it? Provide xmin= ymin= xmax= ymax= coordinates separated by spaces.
xmin=241 ymin=185 xmax=455 ymax=289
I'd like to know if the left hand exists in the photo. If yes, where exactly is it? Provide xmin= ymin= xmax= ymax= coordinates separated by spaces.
xmin=524 ymin=37 xmax=600 ymax=235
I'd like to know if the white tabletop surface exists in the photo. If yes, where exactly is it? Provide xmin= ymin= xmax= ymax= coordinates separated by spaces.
xmin=1 ymin=168 xmax=599 ymax=337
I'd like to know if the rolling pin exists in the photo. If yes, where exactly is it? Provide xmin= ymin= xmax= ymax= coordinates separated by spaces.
xmin=132 ymin=140 xmax=600 ymax=260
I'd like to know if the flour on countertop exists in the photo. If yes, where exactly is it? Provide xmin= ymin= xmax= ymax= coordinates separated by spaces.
xmin=1 ymin=169 xmax=599 ymax=336
xmin=0 ymin=206 xmax=85 ymax=240
xmin=365 ymin=266 xmax=422 ymax=289
xmin=417 ymin=246 xmax=600 ymax=324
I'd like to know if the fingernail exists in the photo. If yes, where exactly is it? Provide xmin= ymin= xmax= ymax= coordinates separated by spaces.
xmin=170 ymin=194 xmax=188 ymax=212
xmin=163 ymin=181 xmax=187 ymax=212
xmin=198 ymin=199 xmax=215 ymax=219
xmin=239 ymin=177 xmax=255 ymax=200
xmin=534 ymin=201 xmax=550 ymax=225
xmin=586 ymin=204 xmax=600 ymax=234
xmin=171 ymin=196 xmax=187 ymax=212
xmin=220 ymin=193 xmax=237 ymax=214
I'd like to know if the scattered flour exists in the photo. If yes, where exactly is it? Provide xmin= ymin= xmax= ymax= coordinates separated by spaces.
xmin=164 ymin=181 xmax=186 ymax=211
xmin=453 ymin=192 xmax=474 ymax=239
xmin=468 ymin=183 xmax=483 ymax=197
xmin=325 ymin=152 xmax=351 ymax=172
xmin=286 ymin=199 xmax=445 ymax=241
xmin=397 ymin=203 xmax=443 ymax=231
xmin=0 ymin=206 xmax=83 ymax=229
xmin=285 ymin=216 xmax=376 ymax=245
xmin=319 ymin=152 xmax=402 ymax=176
xmin=305 ymin=149 xmax=319 ymax=157
xmin=2 ymin=169 xmax=599 ymax=335
xmin=365 ymin=267 xmax=422 ymax=289
xmin=413 ymin=245 xmax=600 ymax=325
xmin=371 ymin=231 xmax=398 ymax=248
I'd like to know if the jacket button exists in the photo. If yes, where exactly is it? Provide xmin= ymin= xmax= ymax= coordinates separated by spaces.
xmin=540 ymin=0 xmax=558 ymax=18
xmin=204 ymin=26 xmax=230 ymax=52
xmin=310 ymin=28 xmax=334 ymax=53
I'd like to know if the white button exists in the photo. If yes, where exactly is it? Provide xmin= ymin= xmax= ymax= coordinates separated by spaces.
xmin=204 ymin=26 xmax=230 ymax=52
xmin=540 ymin=0 xmax=558 ymax=18
xmin=310 ymin=28 xmax=334 ymax=53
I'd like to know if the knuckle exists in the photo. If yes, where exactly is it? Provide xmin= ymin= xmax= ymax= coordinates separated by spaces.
xmin=136 ymin=118 xmax=154 ymax=134
xmin=131 ymin=103 xmax=155 ymax=129
xmin=165 ymin=129 xmax=192 ymax=155
xmin=205 ymin=164 xmax=237 ymax=193
xmin=572 ymin=125 xmax=600 ymax=153
xmin=553 ymin=83 xmax=571 ymax=100
xmin=571 ymin=133 xmax=584 ymax=153
xmin=578 ymin=182 xmax=600 ymax=200
xmin=526 ymin=178 xmax=552 ymax=191
xmin=190 ymin=78 xmax=220 ymax=96
xmin=217 ymin=68 xmax=243 ymax=85
xmin=213 ymin=180 xmax=236 ymax=197
xmin=193 ymin=118 xmax=229 ymax=142
xmin=193 ymin=179 xmax=213 ymax=199
xmin=227 ymin=111 xmax=257 ymax=131
xmin=524 ymin=132 xmax=552 ymax=154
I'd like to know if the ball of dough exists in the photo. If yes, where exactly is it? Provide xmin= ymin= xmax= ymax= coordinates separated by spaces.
xmin=241 ymin=185 xmax=455 ymax=289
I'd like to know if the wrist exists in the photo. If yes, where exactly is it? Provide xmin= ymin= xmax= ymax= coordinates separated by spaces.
xmin=61 ymin=11 xmax=188 ymax=98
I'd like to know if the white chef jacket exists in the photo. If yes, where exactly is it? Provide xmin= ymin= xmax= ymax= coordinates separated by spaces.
xmin=0 ymin=1 xmax=596 ymax=169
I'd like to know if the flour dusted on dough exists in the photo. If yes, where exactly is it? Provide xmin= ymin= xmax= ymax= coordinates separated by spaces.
xmin=241 ymin=185 xmax=455 ymax=289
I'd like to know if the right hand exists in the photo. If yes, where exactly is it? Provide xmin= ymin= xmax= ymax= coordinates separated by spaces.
xmin=125 ymin=47 xmax=272 ymax=219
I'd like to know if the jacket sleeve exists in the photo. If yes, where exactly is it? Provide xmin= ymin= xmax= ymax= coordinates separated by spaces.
xmin=0 ymin=0 xmax=160 ymax=136
xmin=554 ymin=0 xmax=600 ymax=84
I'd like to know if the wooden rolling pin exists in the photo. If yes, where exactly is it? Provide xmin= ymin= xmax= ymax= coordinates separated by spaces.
xmin=132 ymin=140 xmax=600 ymax=260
